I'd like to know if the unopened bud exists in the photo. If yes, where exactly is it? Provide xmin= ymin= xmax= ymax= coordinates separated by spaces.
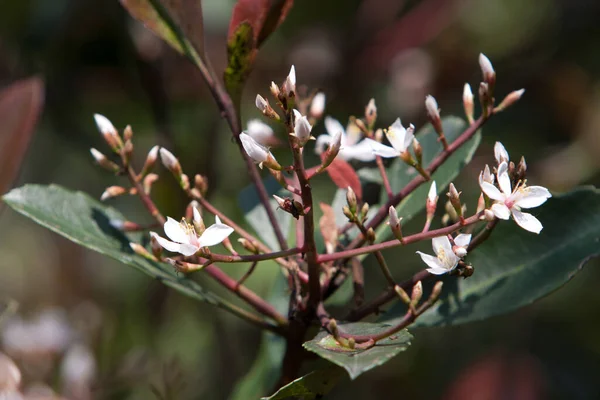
xmin=90 ymin=148 xmax=119 ymax=172
xmin=342 ymin=205 xmax=354 ymax=221
xmin=448 ymin=183 xmax=462 ymax=216
xmin=143 ymin=173 xmax=159 ymax=194
xmin=425 ymin=95 xmax=444 ymax=139
xmin=192 ymin=207 xmax=205 ymax=234
xmin=282 ymin=65 xmax=296 ymax=97
xmin=479 ymin=82 xmax=491 ymax=117
xmin=123 ymin=124 xmax=133 ymax=142
xmin=496 ymin=89 xmax=525 ymax=112
xmin=430 ymin=281 xmax=444 ymax=302
xmin=463 ymin=83 xmax=474 ymax=124
xmin=141 ymin=145 xmax=159 ymax=175
xmin=327 ymin=318 xmax=339 ymax=337
xmin=366 ymin=227 xmax=375 ymax=243
xmin=476 ymin=193 xmax=486 ymax=214
xmin=321 ymin=130 xmax=342 ymax=169
xmin=388 ymin=206 xmax=403 ymax=241
xmin=270 ymin=81 xmax=280 ymax=99
xmin=123 ymin=139 xmax=134 ymax=161
xmin=94 ymin=114 xmax=123 ymax=152
xmin=454 ymin=246 xmax=468 ymax=258
xmin=194 ymin=174 xmax=209 ymax=196
xmin=516 ymin=156 xmax=527 ymax=180
xmin=426 ymin=181 xmax=438 ymax=215
xmin=130 ymin=243 xmax=156 ymax=261
xmin=180 ymin=173 xmax=190 ymax=191
xmin=484 ymin=209 xmax=495 ymax=221
xmin=479 ymin=53 xmax=496 ymax=93
xmin=346 ymin=187 xmax=357 ymax=214
xmin=238 ymin=238 xmax=259 ymax=254
xmin=309 ymin=92 xmax=326 ymax=119
xmin=411 ymin=281 xmax=423 ymax=306
xmin=413 ymin=138 xmax=423 ymax=165
xmin=100 ymin=186 xmax=127 ymax=201
xmin=256 ymin=94 xmax=280 ymax=120
xmin=394 ymin=285 xmax=411 ymax=304
xmin=159 ymin=148 xmax=182 ymax=177
xmin=360 ymin=202 xmax=370 ymax=219
xmin=365 ymin=98 xmax=377 ymax=127
xmin=374 ymin=128 xmax=383 ymax=142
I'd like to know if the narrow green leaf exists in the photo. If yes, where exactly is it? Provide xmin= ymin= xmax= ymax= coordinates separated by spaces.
xmin=2 ymin=184 xmax=226 ymax=306
xmin=303 ymin=322 xmax=412 ymax=380
xmin=239 ymin=176 xmax=292 ymax=250
xmin=382 ymin=187 xmax=600 ymax=327
xmin=262 ymin=366 xmax=345 ymax=400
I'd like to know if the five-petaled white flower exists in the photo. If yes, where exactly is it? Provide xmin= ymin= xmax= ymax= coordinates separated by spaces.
xmin=480 ymin=161 xmax=552 ymax=233
xmin=314 ymin=117 xmax=376 ymax=162
xmin=246 ymin=119 xmax=274 ymax=145
xmin=417 ymin=234 xmax=470 ymax=275
xmin=363 ymin=118 xmax=414 ymax=158
xmin=150 ymin=210 xmax=233 ymax=256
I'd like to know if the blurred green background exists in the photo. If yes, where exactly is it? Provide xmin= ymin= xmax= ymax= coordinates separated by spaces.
xmin=1 ymin=0 xmax=600 ymax=399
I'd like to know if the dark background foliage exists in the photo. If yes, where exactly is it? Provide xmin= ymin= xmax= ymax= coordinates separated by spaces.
xmin=1 ymin=0 xmax=600 ymax=398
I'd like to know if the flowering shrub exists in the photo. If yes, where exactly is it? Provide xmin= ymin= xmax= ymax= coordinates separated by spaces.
xmin=3 ymin=1 xmax=599 ymax=398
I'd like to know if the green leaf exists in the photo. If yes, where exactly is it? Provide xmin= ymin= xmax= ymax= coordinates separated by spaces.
xmin=230 ymin=272 xmax=288 ymax=400
xmin=261 ymin=366 xmax=345 ymax=400
xmin=303 ymin=322 xmax=412 ymax=380
xmin=374 ymin=117 xmax=479 ymax=241
xmin=239 ymin=176 xmax=292 ymax=250
xmin=2 ymin=184 xmax=227 ymax=306
xmin=382 ymin=187 xmax=600 ymax=327
xmin=120 ymin=0 xmax=205 ymax=66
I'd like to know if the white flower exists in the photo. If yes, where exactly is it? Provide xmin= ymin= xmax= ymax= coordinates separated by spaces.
xmin=452 ymin=233 xmax=471 ymax=258
xmin=494 ymin=141 xmax=509 ymax=164
xmin=314 ymin=116 xmax=375 ymax=162
xmin=416 ymin=236 xmax=460 ymax=275
xmin=247 ymin=119 xmax=274 ymax=145
xmin=240 ymin=132 xmax=281 ymax=170
xmin=292 ymin=109 xmax=313 ymax=145
xmin=478 ymin=164 xmax=495 ymax=186
xmin=309 ymin=92 xmax=326 ymax=118
xmin=480 ymin=162 xmax=552 ymax=233
xmin=363 ymin=118 xmax=414 ymax=158
xmin=150 ymin=212 xmax=233 ymax=256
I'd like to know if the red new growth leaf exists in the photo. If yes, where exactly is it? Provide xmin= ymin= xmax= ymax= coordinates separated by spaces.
xmin=0 ymin=77 xmax=44 ymax=200
xmin=321 ymin=155 xmax=362 ymax=201
xmin=228 ymin=0 xmax=293 ymax=46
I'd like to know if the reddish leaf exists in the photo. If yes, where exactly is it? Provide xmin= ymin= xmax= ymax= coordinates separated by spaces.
xmin=319 ymin=202 xmax=338 ymax=254
xmin=321 ymin=155 xmax=362 ymax=201
xmin=228 ymin=0 xmax=293 ymax=47
xmin=0 ymin=77 xmax=44 ymax=198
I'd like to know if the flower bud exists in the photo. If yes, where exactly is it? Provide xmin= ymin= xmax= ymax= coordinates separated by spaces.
xmin=342 ymin=205 xmax=354 ymax=221
xmin=463 ymin=83 xmax=474 ymax=123
xmin=100 ymin=186 xmax=127 ymax=201
xmin=270 ymin=81 xmax=280 ymax=99
xmin=123 ymin=139 xmax=134 ymax=162
xmin=238 ymin=238 xmax=259 ymax=254
xmin=479 ymin=53 xmax=496 ymax=91
xmin=454 ymin=246 xmax=468 ymax=258
xmin=365 ymin=98 xmax=377 ymax=127
xmin=476 ymin=193 xmax=486 ymax=214
xmin=426 ymin=180 xmax=438 ymax=216
xmin=394 ymin=285 xmax=411 ymax=304
xmin=494 ymin=142 xmax=509 ymax=165
xmin=320 ymin=130 xmax=342 ymax=169
xmin=496 ymin=89 xmax=525 ymax=112
xmin=388 ymin=206 xmax=403 ymax=241
xmin=479 ymin=82 xmax=491 ymax=116
xmin=159 ymin=148 xmax=182 ymax=177
xmin=310 ymin=92 xmax=326 ymax=119
xmin=282 ymin=65 xmax=296 ymax=97
xmin=374 ymin=128 xmax=383 ymax=142
xmin=256 ymin=94 xmax=280 ymax=120
xmin=516 ymin=156 xmax=527 ymax=180
xmin=240 ymin=132 xmax=282 ymax=170
xmin=143 ymin=173 xmax=158 ymax=194
xmin=130 ymin=242 xmax=157 ymax=261
xmin=448 ymin=183 xmax=463 ymax=218
xmin=247 ymin=119 xmax=274 ymax=145
xmin=192 ymin=207 xmax=205 ymax=234
xmin=94 ymin=114 xmax=123 ymax=152
xmin=366 ymin=227 xmax=375 ymax=243
xmin=484 ymin=209 xmax=496 ymax=221
xmin=411 ymin=281 xmax=423 ymax=307
xmin=479 ymin=164 xmax=495 ymax=186
xmin=413 ymin=138 xmax=423 ymax=166
xmin=90 ymin=148 xmax=119 ymax=172
xmin=194 ymin=174 xmax=209 ymax=196
xmin=429 ymin=281 xmax=444 ymax=303
xmin=425 ymin=95 xmax=444 ymax=140
xmin=346 ymin=187 xmax=357 ymax=214
xmin=360 ymin=202 xmax=370 ymax=219
xmin=123 ymin=124 xmax=133 ymax=142
xmin=292 ymin=109 xmax=313 ymax=146
xmin=140 ymin=145 xmax=159 ymax=175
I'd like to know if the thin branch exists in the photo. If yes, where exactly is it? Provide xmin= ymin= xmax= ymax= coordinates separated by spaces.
xmin=205 ymin=247 xmax=303 ymax=263
xmin=376 ymin=156 xmax=393 ymax=199
xmin=127 ymin=165 xmax=165 ymax=225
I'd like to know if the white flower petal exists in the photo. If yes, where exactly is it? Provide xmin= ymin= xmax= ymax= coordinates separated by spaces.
xmin=94 ymin=114 xmax=117 ymax=136
xmin=496 ymin=162 xmax=512 ymax=195
xmin=339 ymin=140 xmax=377 ymax=162
xmin=198 ymin=223 xmax=234 ymax=247
xmin=310 ymin=93 xmax=325 ymax=117
xmin=364 ymin=138 xmax=399 ymax=158
xmin=403 ymin=124 xmax=415 ymax=151
xmin=454 ymin=233 xmax=472 ymax=248
xmin=315 ymin=134 xmax=333 ymax=155
xmin=293 ymin=110 xmax=312 ymax=143
xmin=513 ymin=186 xmax=552 ymax=209
xmin=193 ymin=207 xmax=202 ymax=224
xmin=491 ymin=203 xmax=511 ymax=220
xmin=480 ymin=182 xmax=505 ymax=202
xmin=163 ymin=217 xmax=189 ymax=244
xmin=240 ymin=132 xmax=269 ymax=163
xmin=247 ymin=119 xmax=274 ymax=145
xmin=511 ymin=209 xmax=543 ymax=234
xmin=324 ymin=117 xmax=345 ymax=139
xmin=151 ymin=232 xmax=183 ymax=253
xmin=494 ymin=141 xmax=509 ymax=164
xmin=179 ymin=243 xmax=201 ymax=256
xmin=416 ymin=251 xmax=445 ymax=271
xmin=385 ymin=118 xmax=407 ymax=153
xmin=427 ymin=266 xmax=450 ymax=275
xmin=432 ymin=236 xmax=453 ymax=257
